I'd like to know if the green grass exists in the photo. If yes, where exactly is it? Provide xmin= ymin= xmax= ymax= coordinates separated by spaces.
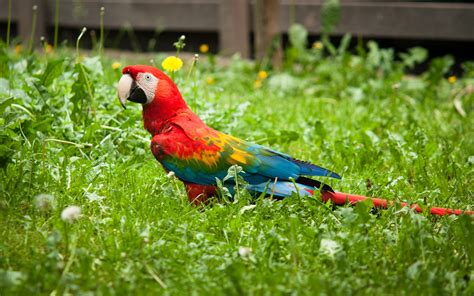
xmin=0 ymin=35 xmax=473 ymax=295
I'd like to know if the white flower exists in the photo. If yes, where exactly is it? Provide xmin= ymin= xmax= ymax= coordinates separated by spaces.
xmin=167 ymin=171 xmax=175 ymax=178
xmin=319 ymin=238 xmax=341 ymax=257
xmin=238 ymin=247 xmax=253 ymax=257
xmin=34 ymin=193 xmax=55 ymax=211
xmin=61 ymin=205 xmax=81 ymax=223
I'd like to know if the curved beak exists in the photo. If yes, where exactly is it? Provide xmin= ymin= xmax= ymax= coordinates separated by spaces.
xmin=117 ymin=74 xmax=147 ymax=109
xmin=118 ymin=74 xmax=133 ymax=109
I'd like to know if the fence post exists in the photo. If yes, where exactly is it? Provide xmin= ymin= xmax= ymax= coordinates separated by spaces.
xmin=218 ymin=0 xmax=250 ymax=58
xmin=253 ymin=0 xmax=282 ymax=68
xmin=17 ymin=0 xmax=47 ymax=47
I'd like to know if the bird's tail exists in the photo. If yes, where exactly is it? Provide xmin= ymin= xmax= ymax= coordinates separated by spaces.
xmin=320 ymin=191 xmax=474 ymax=216
xmin=244 ymin=179 xmax=473 ymax=216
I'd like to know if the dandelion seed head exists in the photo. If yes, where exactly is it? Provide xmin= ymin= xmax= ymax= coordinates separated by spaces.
xmin=61 ymin=205 xmax=81 ymax=223
xmin=34 ymin=193 xmax=55 ymax=211
xmin=238 ymin=246 xmax=253 ymax=257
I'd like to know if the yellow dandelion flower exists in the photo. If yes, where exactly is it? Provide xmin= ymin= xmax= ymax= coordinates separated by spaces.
xmin=258 ymin=70 xmax=268 ymax=80
xmin=112 ymin=62 xmax=122 ymax=70
xmin=44 ymin=44 xmax=53 ymax=54
xmin=162 ymin=56 xmax=183 ymax=72
xmin=15 ymin=44 xmax=22 ymax=55
xmin=312 ymin=41 xmax=323 ymax=50
xmin=206 ymin=77 xmax=215 ymax=85
xmin=448 ymin=75 xmax=457 ymax=84
xmin=254 ymin=79 xmax=262 ymax=88
xmin=199 ymin=44 xmax=209 ymax=54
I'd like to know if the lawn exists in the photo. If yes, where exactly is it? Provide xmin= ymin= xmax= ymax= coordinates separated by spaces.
xmin=0 ymin=32 xmax=473 ymax=295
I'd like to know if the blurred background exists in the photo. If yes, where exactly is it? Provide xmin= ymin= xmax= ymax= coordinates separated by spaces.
xmin=1 ymin=0 xmax=474 ymax=66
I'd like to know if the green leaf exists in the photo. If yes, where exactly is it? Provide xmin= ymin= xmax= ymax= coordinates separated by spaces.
xmin=0 ymin=49 xmax=9 ymax=78
xmin=399 ymin=47 xmax=428 ymax=70
xmin=288 ymin=23 xmax=308 ymax=52
xmin=337 ymin=34 xmax=352 ymax=56
xmin=426 ymin=55 xmax=454 ymax=83
xmin=40 ymin=59 xmax=64 ymax=87
xmin=280 ymin=130 xmax=299 ymax=143
xmin=71 ymin=62 xmax=95 ymax=123
xmin=0 ymin=96 xmax=15 ymax=114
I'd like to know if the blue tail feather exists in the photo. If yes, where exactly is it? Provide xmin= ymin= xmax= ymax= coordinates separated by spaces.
xmin=293 ymin=159 xmax=341 ymax=179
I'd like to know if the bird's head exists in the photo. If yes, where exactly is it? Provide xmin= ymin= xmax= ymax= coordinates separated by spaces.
xmin=117 ymin=65 xmax=189 ymax=134
xmin=117 ymin=64 xmax=186 ymax=110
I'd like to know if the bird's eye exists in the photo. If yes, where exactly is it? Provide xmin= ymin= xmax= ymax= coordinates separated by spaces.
xmin=144 ymin=74 xmax=151 ymax=81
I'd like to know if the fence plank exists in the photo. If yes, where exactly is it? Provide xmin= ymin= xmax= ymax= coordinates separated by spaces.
xmin=253 ymin=0 xmax=282 ymax=67
xmin=52 ymin=0 xmax=219 ymax=30
xmin=280 ymin=1 xmax=474 ymax=41
xmin=0 ymin=0 xmax=17 ymax=21
xmin=17 ymin=0 xmax=47 ymax=46
xmin=218 ymin=0 xmax=250 ymax=58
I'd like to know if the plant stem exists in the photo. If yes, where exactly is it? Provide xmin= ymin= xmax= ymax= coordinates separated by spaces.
xmin=28 ymin=5 xmax=38 ymax=52
xmin=76 ymin=27 xmax=87 ymax=60
xmin=99 ymin=7 xmax=105 ymax=57
xmin=44 ymin=138 xmax=93 ymax=148
xmin=234 ymin=168 xmax=240 ymax=201
xmin=193 ymin=55 xmax=198 ymax=112
xmin=54 ymin=0 xmax=59 ymax=48
xmin=187 ymin=54 xmax=199 ymax=111
xmin=6 ymin=0 xmax=12 ymax=47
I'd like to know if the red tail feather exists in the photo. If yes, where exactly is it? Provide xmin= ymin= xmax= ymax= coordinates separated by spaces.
xmin=321 ymin=191 xmax=473 ymax=216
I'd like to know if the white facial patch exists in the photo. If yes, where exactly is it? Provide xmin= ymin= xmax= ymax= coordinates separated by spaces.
xmin=136 ymin=72 xmax=159 ymax=104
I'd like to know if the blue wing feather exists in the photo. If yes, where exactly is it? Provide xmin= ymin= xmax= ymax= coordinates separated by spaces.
xmin=253 ymin=144 xmax=341 ymax=179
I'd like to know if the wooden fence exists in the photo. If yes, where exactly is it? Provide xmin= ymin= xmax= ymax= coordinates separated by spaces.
xmin=1 ymin=0 xmax=474 ymax=58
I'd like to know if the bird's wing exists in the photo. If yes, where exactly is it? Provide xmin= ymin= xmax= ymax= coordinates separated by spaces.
xmin=151 ymin=116 xmax=340 ymax=185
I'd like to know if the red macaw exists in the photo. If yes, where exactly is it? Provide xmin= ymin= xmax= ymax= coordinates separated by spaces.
xmin=117 ymin=65 xmax=340 ymax=204
xmin=117 ymin=64 xmax=473 ymax=216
